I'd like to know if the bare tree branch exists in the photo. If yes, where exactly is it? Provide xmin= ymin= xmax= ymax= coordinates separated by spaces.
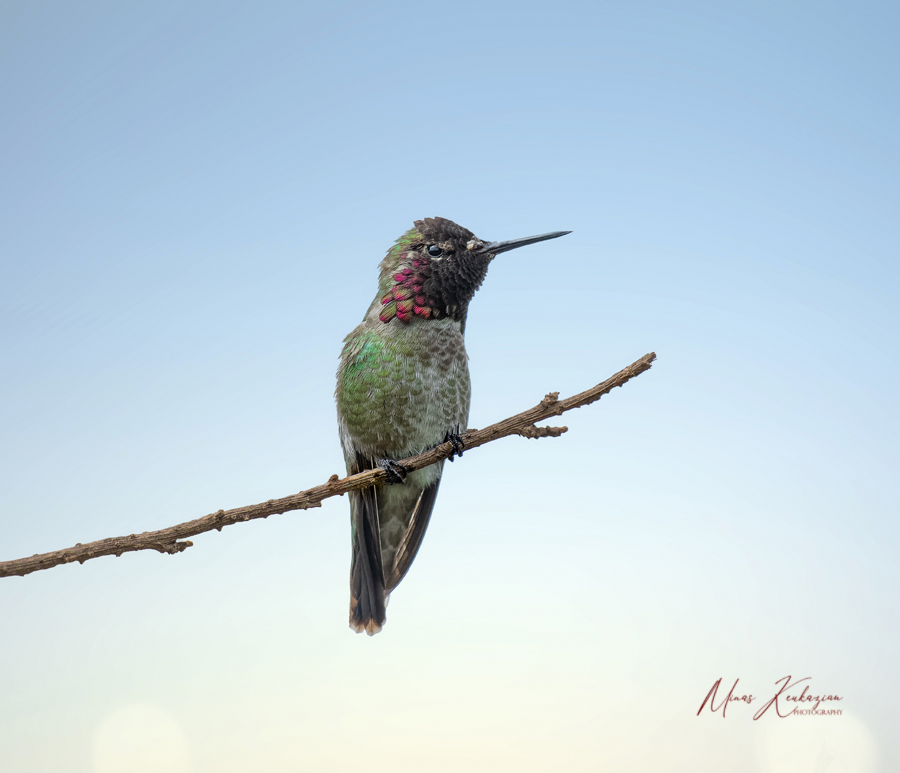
xmin=0 ymin=352 xmax=656 ymax=579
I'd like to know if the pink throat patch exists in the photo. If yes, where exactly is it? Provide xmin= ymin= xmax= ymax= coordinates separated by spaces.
xmin=379 ymin=256 xmax=437 ymax=323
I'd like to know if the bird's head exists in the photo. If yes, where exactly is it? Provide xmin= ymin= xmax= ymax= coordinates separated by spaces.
xmin=377 ymin=217 xmax=570 ymax=325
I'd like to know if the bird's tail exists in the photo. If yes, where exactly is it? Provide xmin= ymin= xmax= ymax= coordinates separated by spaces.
xmin=349 ymin=483 xmax=386 ymax=636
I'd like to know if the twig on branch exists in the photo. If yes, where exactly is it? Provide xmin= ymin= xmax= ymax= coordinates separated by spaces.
xmin=0 ymin=352 xmax=656 ymax=579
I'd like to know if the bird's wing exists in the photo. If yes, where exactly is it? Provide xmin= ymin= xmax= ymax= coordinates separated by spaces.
xmin=383 ymin=474 xmax=442 ymax=592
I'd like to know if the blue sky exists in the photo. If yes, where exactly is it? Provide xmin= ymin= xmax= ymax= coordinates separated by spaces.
xmin=1 ymin=1 xmax=898 ymax=771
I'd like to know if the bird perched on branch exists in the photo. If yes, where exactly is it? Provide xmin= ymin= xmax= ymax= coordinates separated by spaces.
xmin=335 ymin=217 xmax=570 ymax=634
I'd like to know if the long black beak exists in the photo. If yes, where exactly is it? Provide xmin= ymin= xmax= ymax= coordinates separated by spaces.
xmin=471 ymin=230 xmax=571 ymax=255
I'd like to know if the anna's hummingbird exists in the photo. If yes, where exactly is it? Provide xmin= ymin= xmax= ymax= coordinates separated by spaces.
xmin=335 ymin=217 xmax=570 ymax=635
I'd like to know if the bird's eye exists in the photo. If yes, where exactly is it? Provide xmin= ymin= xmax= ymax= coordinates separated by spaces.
xmin=427 ymin=245 xmax=444 ymax=257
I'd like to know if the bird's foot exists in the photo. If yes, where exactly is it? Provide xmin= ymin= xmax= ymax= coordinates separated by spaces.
xmin=379 ymin=459 xmax=408 ymax=485
xmin=444 ymin=425 xmax=465 ymax=462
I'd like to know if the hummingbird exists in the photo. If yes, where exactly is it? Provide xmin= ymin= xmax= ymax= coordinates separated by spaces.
xmin=335 ymin=217 xmax=570 ymax=635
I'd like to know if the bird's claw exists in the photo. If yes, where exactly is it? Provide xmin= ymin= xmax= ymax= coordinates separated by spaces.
xmin=379 ymin=459 xmax=408 ymax=484
xmin=444 ymin=425 xmax=465 ymax=462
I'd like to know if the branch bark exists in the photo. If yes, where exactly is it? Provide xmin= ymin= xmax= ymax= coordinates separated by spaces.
xmin=0 ymin=352 xmax=656 ymax=579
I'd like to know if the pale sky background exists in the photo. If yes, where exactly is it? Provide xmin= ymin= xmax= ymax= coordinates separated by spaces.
xmin=1 ymin=1 xmax=898 ymax=771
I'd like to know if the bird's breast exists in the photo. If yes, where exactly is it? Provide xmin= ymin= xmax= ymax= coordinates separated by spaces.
xmin=336 ymin=318 xmax=471 ymax=460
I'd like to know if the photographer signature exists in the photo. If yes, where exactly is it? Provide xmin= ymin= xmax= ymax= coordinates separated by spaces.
xmin=697 ymin=676 xmax=843 ymax=719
